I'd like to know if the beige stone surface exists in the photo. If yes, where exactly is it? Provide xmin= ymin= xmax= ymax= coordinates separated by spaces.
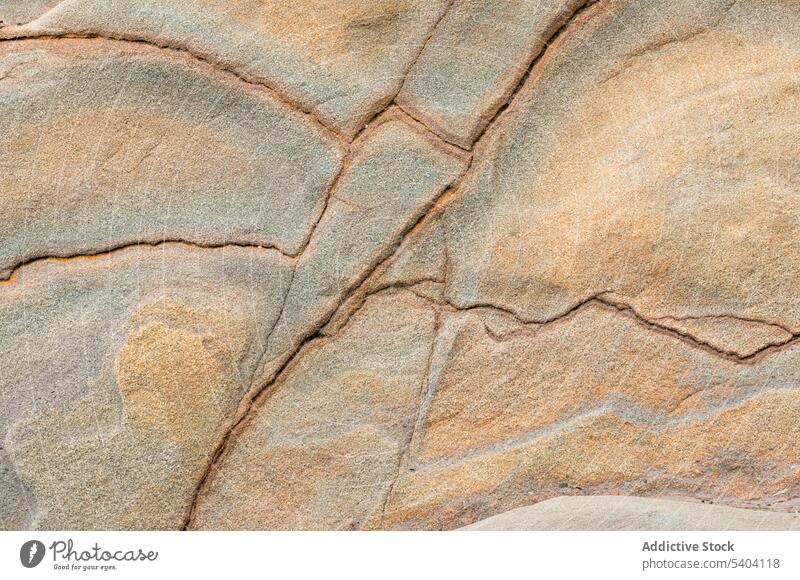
xmin=254 ymin=112 xmax=466 ymax=387
xmin=0 ymin=245 xmax=292 ymax=529
xmin=0 ymin=38 xmax=343 ymax=274
xmin=378 ymin=301 xmax=800 ymax=529
xmin=0 ymin=1 xmax=60 ymax=25
xmin=462 ymin=496 xmax=800 ymax=531
xmin=2 ymin=0 xmax=800 ymax=531
xmin=443 ymin=0 xmax=800 ymax=355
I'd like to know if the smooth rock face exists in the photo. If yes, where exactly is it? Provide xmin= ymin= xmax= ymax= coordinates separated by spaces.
xmin=2 ymin=0 xmax=800 ymax=531
xmin=462 ymin=496 xmax=800 ymax=531
xmin=0 ymin=0 xmax=452 ymax=136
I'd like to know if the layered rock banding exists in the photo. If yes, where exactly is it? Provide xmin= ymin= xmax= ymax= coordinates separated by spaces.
xmin=2 ymin=0 xmax=800 ymax=530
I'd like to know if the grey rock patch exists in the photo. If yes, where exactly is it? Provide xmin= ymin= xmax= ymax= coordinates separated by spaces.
xmin=0 ymin=244 xmax=292 ymax=529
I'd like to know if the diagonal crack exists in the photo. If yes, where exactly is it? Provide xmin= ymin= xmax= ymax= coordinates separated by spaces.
xmin=336 ymin=0 xmax=460 ymax=143
xmin=399 ymin=0 xmax=458 ymax=93
xmin=182 ymin=162 xmax=471 ymax=530
xmin=376 ymin=309 xmax=441 ymax=528
xmin=470 ymin=0 xmax=603 ymax=150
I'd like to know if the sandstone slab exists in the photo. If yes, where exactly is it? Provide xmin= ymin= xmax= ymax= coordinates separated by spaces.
xmin=378 ymin=301 xmax=800 ymax=529
xmin=255 ymin=113 xmax=467 ymax=385
xmin=191 ymin=293 xmax=436 ymax=529
xmin=443 ymin=0 xmax=800 ymax=358
xmin=2 ymin=0 xmax=800 ymax=533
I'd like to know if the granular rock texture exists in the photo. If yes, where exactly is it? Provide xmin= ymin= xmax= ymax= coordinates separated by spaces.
xmin=2 ymin=0 xmax=800 ymax=530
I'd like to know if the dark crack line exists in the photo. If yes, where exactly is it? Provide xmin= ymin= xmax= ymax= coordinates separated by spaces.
xmin=356 ymin=0 xmax=606 ymax=152
xmin=292 ymin=148 xmax=353 ymax=258
xmin=181 ymin=265 xmax=296 ymax=530
xmin=452 ymin=294 xmax=800 ymax=364
xmin=262 ymin=287 xmax=800 ymax=476
xmin=296 ymin=105 xmax=470 ymax=261
xmin=596 ymin=298 xmax=800 ymax=363
xmin=653 ymin=313 xmax=794 ymax=337
xmin=0 ymin=239 xmax=293 ymax=283
xmin=393 ymin=102 xmax=472 ymax=152
xmin=341 ymin=0 xmax=459 ymax=142
xmin=335 ymin=279 xmax=800 ymax=366
xmin=471 ymin=0 xmax=603 ymax=150
xmin=443 ymin=292 xmax=800 ymax=364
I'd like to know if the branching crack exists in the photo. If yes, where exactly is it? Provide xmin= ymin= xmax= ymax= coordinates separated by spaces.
xmin=10 ymin=0 xmax=783 ymax=529
xmin=334 ymin=282 xmax=800 ymax=366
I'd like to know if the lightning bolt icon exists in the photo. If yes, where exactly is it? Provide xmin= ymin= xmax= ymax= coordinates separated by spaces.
xmin=28 ymin=543 xmax=38 ymax=564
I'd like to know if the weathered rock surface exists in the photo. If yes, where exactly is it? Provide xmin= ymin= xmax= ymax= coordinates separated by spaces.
xmin=2 ymin=0 xmax=800 ymax=531
xmin=192 ymin=293 xmax=436 ymax=530
xmin=462 ymin=496 xmax=800 ymax=531
xmin=0 ymin=38 xmax=343 ymax=275
xmin=443 ymin=0 xmax=800 ymax=357
xmin=256 ymin=113 xmax=466 ymax=386
xmin=379 ymin=300 xmax=800 ymax=529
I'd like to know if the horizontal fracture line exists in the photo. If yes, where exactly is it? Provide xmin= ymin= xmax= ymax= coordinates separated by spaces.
xmin=654 ymin=313 xmax=794 ymax=337
xmin=360 ymin=285 xmax=800 ymax=364
xmin=0 ymin=239 xmax=292 ymax=284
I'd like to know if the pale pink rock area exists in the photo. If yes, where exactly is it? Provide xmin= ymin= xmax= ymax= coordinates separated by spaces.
xmin=1 ymin=0 xmax=799 ymax=530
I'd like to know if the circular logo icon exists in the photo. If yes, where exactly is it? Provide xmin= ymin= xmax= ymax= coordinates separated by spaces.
xmin=20 ymin=540 xmax=45 ymax=568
